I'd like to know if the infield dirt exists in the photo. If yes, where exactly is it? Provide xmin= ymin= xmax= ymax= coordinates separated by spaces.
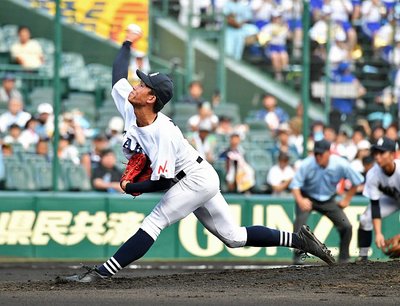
xmin=0 ymin=260 xmax=399 ymax=305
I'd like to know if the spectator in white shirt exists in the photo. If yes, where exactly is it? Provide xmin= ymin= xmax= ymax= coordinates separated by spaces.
xmin=188 ymin=122 xmax=217 ymax=164
xmin=259 ymin=9 xmax=289 ymax=81
xmin=361 ymin=0 xmax=386 ymax=40
xmin=188 ymin=101 xmax=219 ymax=132
xmin=178 ymin=0 xmax=212 ymax=28
xmin=19 ymin=117 xmax=40 ymax=150
xmin=3 ymin=123 xmax=23 ymax=147
xmin=267 ymin=151 xmax=295 ymax=195
xmin=328 ymin=0 xmax=357 ymax=49
xmin=10 ymin=26 xmax=44 ymax=69
xmin=281 ymin=0 xmax=303 ymax=58
xmin=374 ymin=18 xmax=398 ymax=62
xmin=350 ymin=139 xmax=371 ymax=173
xmin=328 ymin=31 xmax=352 ymax=69
xmin=57 ymin=133 xmax=81 ymax=165
xmin=387 ymin=33 xmax=400 ymax=66
xmin=251 ymin=0 xmax=275 ymax=30
xmin=0 ymin=98 xmax=31 ymax=134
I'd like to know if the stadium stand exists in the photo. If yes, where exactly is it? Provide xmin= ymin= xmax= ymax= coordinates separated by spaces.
xmin=1 ymin=0 xmax=399 ymax=196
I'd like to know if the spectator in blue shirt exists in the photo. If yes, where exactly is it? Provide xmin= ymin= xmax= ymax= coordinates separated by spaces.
xmin=330 ymin=61 xmax=366 ymax=125
xmin=223 ymin=0 xmax=259 ymax=60
xmin=290 ymin=139 xmax=364 ymax=264
xmin=255 ymin=94 xmax=289 ymax=133
xmin=270 ymin=123 xmax=301 ymax=164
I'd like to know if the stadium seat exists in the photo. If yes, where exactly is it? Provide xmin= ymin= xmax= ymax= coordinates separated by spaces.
xmin=0 ymin=28 xmax=5 ymax=52
xmin=245 ymin=118 xmax=268 ymax=131
xmin=28 ymin=86 xmax=54 ymax=107
xmin=1 ymin=24 xmax=18 ymax=51
xmin=68 ymin=92 xmax=96 ymax=104
xmin=63 ymin=93 xmax=97 ymax=123
xmin=253 ymin=168 xmax=270 ymax=194
xmin=214 ymin=134 xmax=229 ymax=157
xmin=111 ymin=145 xmax=128 ymax=172
xmin=4 ymin=159 xmax=36 ymax=190
xmin=213 ymin=159 xmax=228 ymax=193
xmin=36 ymin=37 xmax=55 ymax=59
xmin=30 ymin=161 xmax=53 ymax=191
xmin=1 ymin=24 xmax=18 ymax=38
xmin=62 ymin=52 xmax=85 ymax=70
xmin=173 ymin=103 xmax=198 ymax=117
xmin=247 ymin=131 xmax=274 ymax=150
xmin=62 ymin=162 xmax=92 ymax=191
xmin=68 ymin=68 xmax=97 ymax=92
xmin=0 ymin=103 xmax=8 ymax=113
xmin=86 ymin=63 xmax=112 ymax=89
xmin=246 ymin=149 xmax=274 ymax=170
xmin=96 ymin=106 xmax=121 ymax=128
xmin=213 ymin=103 xmax=241 ymax=124
xmin=21 ymin=154 xmax=47 ymax=164
xmin=171 ymin=114 xmax=190 ymax=133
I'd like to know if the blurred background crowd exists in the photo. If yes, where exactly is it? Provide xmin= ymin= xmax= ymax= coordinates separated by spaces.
xmin=0 ymin=0 xmax=400 ymax=195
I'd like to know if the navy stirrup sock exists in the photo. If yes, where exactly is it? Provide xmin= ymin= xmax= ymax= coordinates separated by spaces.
xmin=245 ymin=226 xmax=298 ymax=247
xmin=98 ymin=228 xmax=154 ymax=276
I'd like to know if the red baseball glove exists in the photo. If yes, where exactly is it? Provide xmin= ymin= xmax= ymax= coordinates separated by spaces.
xmin=383 ymin=234 xmax=400 ymax=259
xmin=120 ymin=153 xmax=152 ymax=197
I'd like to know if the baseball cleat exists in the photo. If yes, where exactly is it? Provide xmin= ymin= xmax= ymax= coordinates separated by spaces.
xmin=64 ymin=265 xmax=110 ymax=283
xmin=296 ymin=225 xmax=336 ymax=265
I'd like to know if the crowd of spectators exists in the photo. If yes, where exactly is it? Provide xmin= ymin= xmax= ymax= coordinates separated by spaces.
xmin=178 ymin=1 xmax=398 ymax=61
xmin=172 ymin=74 xmax=400 ymax=196
xmin=177 ymin=0 xmax=400 ymax=125
xmin=1 ymin=2 xmax=400 ymax=196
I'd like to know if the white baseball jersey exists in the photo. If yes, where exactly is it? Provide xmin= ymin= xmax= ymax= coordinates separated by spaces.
xmin=112 ymin=78 xmax=200 ymax=181
xmin=363 ymin=160 xmax=400 ymax=201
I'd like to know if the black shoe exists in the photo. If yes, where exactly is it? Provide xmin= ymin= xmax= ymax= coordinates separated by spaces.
xmin=296 ymin=225 xmax=336 ymax=266
xmin=64 ymin=265 xmax=110 ymax=283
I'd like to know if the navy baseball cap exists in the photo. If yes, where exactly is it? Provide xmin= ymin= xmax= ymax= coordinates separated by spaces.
xmin=371 ymin=137 xmax=397 ymax=153
xmin=313 ymin=139 xmax=331 ymax=154
xmin=136 ymin=70 xmax=173 ymax=105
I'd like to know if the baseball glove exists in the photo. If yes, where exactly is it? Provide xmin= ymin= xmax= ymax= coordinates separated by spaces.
xmin=120 ymin=153 xmax=152 ymax=197
xmin=383 ymin=234 xmax=400 ymax=259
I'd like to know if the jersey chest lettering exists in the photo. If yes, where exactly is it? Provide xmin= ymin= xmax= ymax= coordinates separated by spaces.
xmin=123 ymin=137 xmax=144 ymax=154
xmin=123 ymin=138 xmax=132 ymax=149
xmin=158 ymin=160 xmax=168 ymax=175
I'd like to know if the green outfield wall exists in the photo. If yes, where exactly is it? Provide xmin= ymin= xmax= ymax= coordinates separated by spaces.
xmin=0 ymin=192 xmax=398 ymax=261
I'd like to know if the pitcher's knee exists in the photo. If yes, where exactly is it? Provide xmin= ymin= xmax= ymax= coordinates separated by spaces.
xmin=220 ymin=227 xmax=247 ymax=248
xmin=141 ymin=218 xmax=163 ymax=241
xmin=223 ymin=239 xmax=245 ymax=248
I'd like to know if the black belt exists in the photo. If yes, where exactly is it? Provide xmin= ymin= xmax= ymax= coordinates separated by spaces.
xmin=175 ymin=156 xmax=203 ymax=181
